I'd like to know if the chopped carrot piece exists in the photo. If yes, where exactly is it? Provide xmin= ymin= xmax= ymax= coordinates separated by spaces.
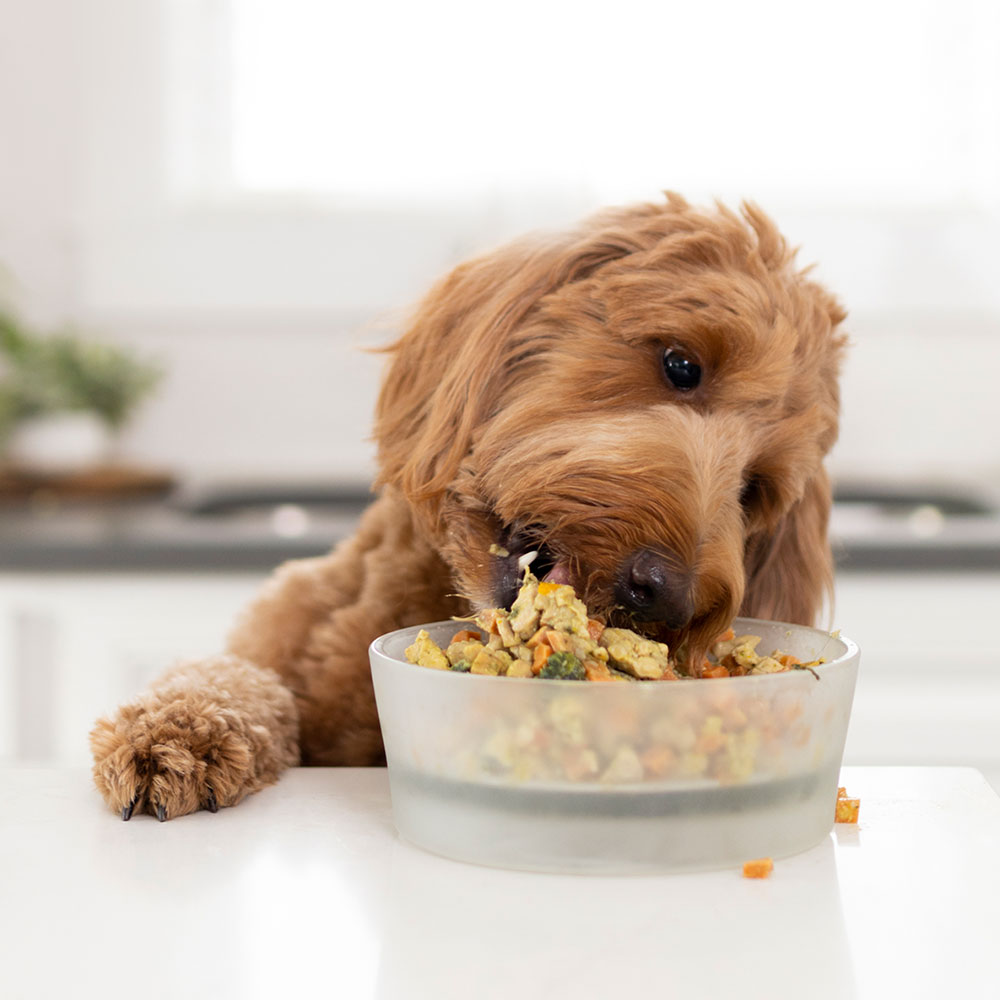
xmin=449 ymin=629 xmax=482 ymax=644
xmin=583 ymin=660 xmax=614 ymax=682
xmin=545 ymin=629 xmax=572 ymax=653
xmin=531 ymin=643 xmax=553 ymax=675
xmin=715 ymin=627 xmax=736 ymax=643
xmin=537 ymin=581 xmax=562 ymax=596
xmin=640 ymin=745 xmax=676 ymax=776
xmin=562 ymin=747 xmax=599 ymax=781
xmin=524 ymin=627 xmax=548 ymax=648
xmin=720 ymin=653 xmax=745 ymax=676
xmin=702 ymin=663 xmax=730 ymax=679
xmin=778 ymin=653 xmax=802 ymax=667
xmin=742 ymin=858 xmax=773 ymax=878
xmin=587 ymin=618 xmax=605 ymax=642
xmin=835 ymin=797 xmax=860 ymax=823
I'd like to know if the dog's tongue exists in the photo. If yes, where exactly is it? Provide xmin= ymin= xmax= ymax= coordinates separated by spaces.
xmin=542 ymin=561 xmax=573 ymax=587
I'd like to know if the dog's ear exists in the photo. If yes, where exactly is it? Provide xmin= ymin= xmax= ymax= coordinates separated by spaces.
xmin=373 ymin=214 xmax=653 ymax=525
xmin=739 ymin=468 xmax=834 ymax=627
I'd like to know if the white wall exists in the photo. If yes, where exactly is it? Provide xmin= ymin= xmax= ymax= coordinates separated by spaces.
xmin=0 ymin=0 xmax=83 ymax=327
xmin=105 ymin=310 xmax=386 ymax=481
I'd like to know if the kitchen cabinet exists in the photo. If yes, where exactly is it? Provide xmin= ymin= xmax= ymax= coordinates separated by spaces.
xmin=834 ymin=570 xmax=1000 ymax=789
xmin=0 ymin=572 xmax=265 ymax=764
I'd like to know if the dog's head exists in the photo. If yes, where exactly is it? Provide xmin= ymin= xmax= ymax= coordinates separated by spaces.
xmin=374 ymin=193 xmax=847 ymax=669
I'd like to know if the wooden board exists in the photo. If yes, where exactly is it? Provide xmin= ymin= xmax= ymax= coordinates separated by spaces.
xmin=0 ymin=464 xmax=176 ymax=501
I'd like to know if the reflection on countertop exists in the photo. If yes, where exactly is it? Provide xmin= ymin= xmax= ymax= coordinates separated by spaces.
xmin=1 ymin=478 xmax=999 ymax=573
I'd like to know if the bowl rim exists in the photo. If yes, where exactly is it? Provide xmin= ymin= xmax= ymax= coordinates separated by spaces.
xmin=369 ymin=615 xmax=859 ymax=688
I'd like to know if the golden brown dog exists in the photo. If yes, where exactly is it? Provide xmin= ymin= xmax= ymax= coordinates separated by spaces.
xmin=91 ymin=192 xmax=847 ymax=820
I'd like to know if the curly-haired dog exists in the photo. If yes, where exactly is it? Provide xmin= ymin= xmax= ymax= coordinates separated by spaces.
xmin=91 ymin=193 xmax=847 ymax=820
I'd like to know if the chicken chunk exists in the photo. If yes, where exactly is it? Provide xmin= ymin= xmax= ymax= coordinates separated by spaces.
xmin=599 ymin=628 xmax=673 ymax=680
xmin=404 ymin=630 xmax=450 ymax=671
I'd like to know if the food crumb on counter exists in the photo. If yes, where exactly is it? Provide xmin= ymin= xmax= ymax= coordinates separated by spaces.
xmin=835 ymin=785 xmax=860 ymax=823
xmin=742 ymin=857 xmax=774 ymax=878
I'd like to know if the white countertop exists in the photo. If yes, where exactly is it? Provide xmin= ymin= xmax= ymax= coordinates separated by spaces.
xmin=2 ymin=766 xmax=998 ymax=999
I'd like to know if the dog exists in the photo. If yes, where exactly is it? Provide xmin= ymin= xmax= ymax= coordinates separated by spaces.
xmin=90 ymin=192 xmax=847 ymax=821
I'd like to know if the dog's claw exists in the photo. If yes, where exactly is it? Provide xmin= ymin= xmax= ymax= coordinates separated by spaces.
xmin=205 ymin=789 xmax=218 ymax=813
xmin=121 ymin=795 xmax=138 ymax=822
xmin=156 ymin=803 xmax=167 ymax=823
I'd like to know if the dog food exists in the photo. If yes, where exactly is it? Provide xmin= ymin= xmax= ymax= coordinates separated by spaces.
xmin=399 ymin=560 xmax=844 ymax=787
xmin=742 ymin=857 xmax=774 ymax=879
xmin=835 ymin=785 xmax=861 ymax=823
xmin=404 ymin=564 xmax=821 ymax=681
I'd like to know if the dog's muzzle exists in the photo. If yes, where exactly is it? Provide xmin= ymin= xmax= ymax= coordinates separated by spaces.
xmin=614 ymin=548 xmax=695 ymax=629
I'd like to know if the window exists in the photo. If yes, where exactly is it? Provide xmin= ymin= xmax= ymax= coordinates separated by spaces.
xmin=171 ymin=0 xmax=1000 ymax=209
xmin=79 ymin=0 xmax=1000 ymax=313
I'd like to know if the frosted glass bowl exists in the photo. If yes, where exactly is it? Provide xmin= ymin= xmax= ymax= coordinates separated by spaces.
xmin=370 ymin=617 xmax=860 ymax=875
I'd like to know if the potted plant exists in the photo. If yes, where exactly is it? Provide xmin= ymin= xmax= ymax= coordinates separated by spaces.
xmin=0 ymin=307 xmax=164 ymax=472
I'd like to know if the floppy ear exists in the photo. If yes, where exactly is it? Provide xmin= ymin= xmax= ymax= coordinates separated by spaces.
xmin=739 ymin=468 xmax=834 ymax=627
xmin=373 ymin=208 xmax=661 ymax=528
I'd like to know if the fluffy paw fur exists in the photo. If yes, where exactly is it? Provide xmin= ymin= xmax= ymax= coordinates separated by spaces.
xmin=90 ymin=655 xmax=300 ymax=821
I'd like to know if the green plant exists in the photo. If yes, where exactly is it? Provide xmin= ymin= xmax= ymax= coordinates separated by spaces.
xmin=0 ymin=309 xmax=50 ymax=446
xmin=0 ymin=308 xmax=30 ymax=359
xmin=37 ymin=334 xmax=164 ymax=433
xmin=0 ymin=383 xmax=20 ymax=447
xmin=0 ymin=306 xmax=164 ymax=447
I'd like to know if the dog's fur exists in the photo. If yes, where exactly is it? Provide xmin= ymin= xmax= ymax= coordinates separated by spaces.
xmin=90 ymin=193 xmax=847 ymax=820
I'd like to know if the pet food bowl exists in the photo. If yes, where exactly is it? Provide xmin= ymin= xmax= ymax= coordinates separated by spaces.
xmin=370 ymin=617 xmax=859 ymax=875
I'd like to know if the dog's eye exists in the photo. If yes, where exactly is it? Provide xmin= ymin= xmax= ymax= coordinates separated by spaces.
xmin=662 ymin=349 xmax=702 ymax=392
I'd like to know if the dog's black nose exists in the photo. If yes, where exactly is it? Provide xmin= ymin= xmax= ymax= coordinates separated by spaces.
xmin=614 ymin=549 xmax=695 ymax=628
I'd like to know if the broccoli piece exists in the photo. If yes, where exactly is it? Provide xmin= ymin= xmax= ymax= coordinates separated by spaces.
xmin=538 ymin=651 xmax=586 ymax=680
xmin=450 ymin=659 xmax=472 ymax=673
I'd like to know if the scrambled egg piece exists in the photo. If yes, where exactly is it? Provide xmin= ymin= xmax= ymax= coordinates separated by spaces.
xmin=405 ymin=629 xmax=450 ymax=670
xmin=535 ymin=580 xmax=590 ymax=635
xmin=470 ymin=646 xmax=513 ymax=676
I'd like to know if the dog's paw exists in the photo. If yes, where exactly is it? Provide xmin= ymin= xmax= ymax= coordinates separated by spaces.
xmin=90 ymin=697 xmax=257 ymax=822
xmin=90 ymin=656 xmax=299 ymax=821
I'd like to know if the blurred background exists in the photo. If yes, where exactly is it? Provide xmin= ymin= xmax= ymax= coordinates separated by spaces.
xmin=1 ymin=0 xmax=998 ymax=786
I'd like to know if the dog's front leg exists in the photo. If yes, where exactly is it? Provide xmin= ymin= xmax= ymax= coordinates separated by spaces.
xmin=90 ymin=490 xmax=464 ymax=819
xmin=89 ymin=653 xmax=300 ymax=821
